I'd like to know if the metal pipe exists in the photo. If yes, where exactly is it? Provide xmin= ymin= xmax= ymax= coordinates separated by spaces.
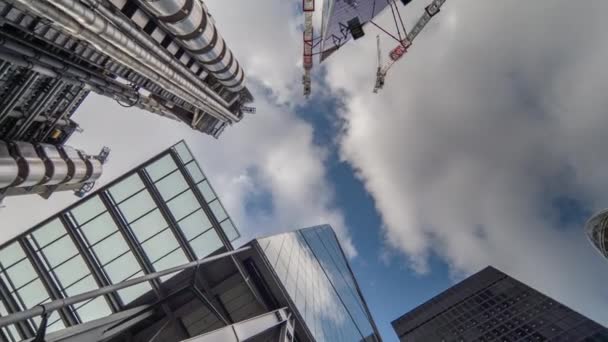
xmin=0 ymin=246 xmax=251 ymax=328
xmin=0 ymin=44 xmax=165 ymax=118
xmin=139 ymin=0 xmax=245 ymax=91
xmin=44 ymin=0 xmax=239 ymax=122
xmin=83 ymin=0 xmax=239 ymax=107
xmin=0 ymin=71 xmax=39 ymax=125
xmin=12 ymin=79 xmax=65 ymax=140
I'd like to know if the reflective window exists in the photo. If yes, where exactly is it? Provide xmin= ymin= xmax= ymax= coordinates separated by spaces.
xmin=155 ymin=171 xmax=188 ymax=201
xmin=146 ymin=155 xmax=177 ymax=181
xmin=71 ymin=196 xmax=105 ymax=225
xmin=259 ymin=225 xmax=379 ymax=342
xmin=118 ymin=190 xmax=156 ymax=223
xmin=185 ymin=161 xmax=204 ymax=183
xmin=109 ymin=174 xmax=145 ymax=203
xmin=197 ymin=180 xmax=216 ymax=202
xmin=167 ymin=190 xmax=199 ymax=220
xmin=189 ymin=229 xmax=223 ymax=259
xmin=178 ymin=209 xmax=212 ymax=241
xmin=173 ymin=141 xmax=193 ymax=163
xmin=130 ymin=209 xmax=168 ymax=243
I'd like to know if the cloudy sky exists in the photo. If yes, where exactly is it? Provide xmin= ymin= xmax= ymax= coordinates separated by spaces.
xmin=3 ymin=0 xmax=608 ymax=340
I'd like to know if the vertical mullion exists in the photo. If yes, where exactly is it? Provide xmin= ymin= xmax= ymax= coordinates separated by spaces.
xmin=137 ymin=167 xmax=197 ymax=262
xmin=170 ymin=150 xmax=267 ymax=308
xmin=0 ymin=277 xmax=33 ymax=340
xmin=169 ymin=151 xmax=233 ymax=251
xmin=98 ymin=191 xmax=162 ymax=298
xmin=59 ymin=214 xmax=122 ymax=313
xmin=18 ymin=238 xmax=79 ymax=327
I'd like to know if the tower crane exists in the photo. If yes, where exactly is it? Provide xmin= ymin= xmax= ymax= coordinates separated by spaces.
xmin=374 ymin=0 xmax=447 ymax=93
xmin=302 ymin=0 xmax=315 ymax=97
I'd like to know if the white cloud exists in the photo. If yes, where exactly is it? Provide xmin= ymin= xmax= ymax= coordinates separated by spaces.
xmin=327 ymin=0 xmax=608 ymax=324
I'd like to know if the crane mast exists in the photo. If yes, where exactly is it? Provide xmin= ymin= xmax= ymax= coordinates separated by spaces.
xmin=374 ymin=0 xmax=447 ymax=93
xmin=303 ymin=0 xmax=315 ymax=97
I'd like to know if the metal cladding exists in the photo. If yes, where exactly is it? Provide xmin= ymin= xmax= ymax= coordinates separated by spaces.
xmin=141 ymin=0 xmax=245 ymax=91
xmin=585 ymin=209 xmax=608 ymax=259
xmin=0 ymin=141 xmax=103 ymax=191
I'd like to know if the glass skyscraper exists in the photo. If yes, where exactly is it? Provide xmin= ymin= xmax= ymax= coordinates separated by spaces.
xmin=256 ymin=225 xmax=381 ymax=342
xmin=392 ymin=266 xmax=608 ymax=341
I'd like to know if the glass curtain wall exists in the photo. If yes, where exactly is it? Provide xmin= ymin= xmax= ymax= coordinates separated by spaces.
xmin=258 ymin=225 xmax=380 ymax=342
xmin=0 ymin=141 xmax=239 ymax=342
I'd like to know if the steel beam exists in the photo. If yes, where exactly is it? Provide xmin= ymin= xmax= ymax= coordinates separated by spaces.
xmin=0 ymin=247 xmax=251 ymax=328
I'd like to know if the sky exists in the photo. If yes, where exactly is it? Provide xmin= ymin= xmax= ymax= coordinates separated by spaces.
xmin=3 ymin=0 xmax=608 ymax=341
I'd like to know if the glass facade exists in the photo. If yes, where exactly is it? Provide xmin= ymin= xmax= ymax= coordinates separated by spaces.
xmin=258 ymin=225 xmax=380 ymax=342
xmin=392 ymin=266 xmax=608 ymax=341
xmin=0 ymin=141 xmax=239 ymax=341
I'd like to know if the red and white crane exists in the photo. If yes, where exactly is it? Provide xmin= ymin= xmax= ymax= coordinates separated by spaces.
xmin=302 ymin=0 xmax=315 ymax=98
xmin=374 ymin=0 xmax=447 ymax=93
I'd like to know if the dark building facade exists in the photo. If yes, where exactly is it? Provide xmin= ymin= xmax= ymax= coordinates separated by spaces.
xmin=0 ymin=142 xmax=380 ymax=342
xmin=392 ymin=266 xmax=608 ymax=342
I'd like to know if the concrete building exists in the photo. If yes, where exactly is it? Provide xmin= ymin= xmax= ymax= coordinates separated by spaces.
xmin=0 ymin=141 xmax=380 ymax=342
xmin=0 ymin=0 xmax=254 ymax=139
xmin=585 ymin=209 xmax=608 ymax=260
xmin=392 ymin=266 xmax=608 ymax=342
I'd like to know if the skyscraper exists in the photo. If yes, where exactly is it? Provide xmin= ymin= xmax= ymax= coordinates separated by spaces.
xmin=391 ymin=266 xmax=607 ymax=342
xmin=585 ymin=209 xmax=608 ymax=260
xmin=0 ymin=142 xmax=380 ymax=342
xmin=0 ymin=0 xmax=254 ymax=139
xmin=0 ymin=0 xmax=253 ymax=202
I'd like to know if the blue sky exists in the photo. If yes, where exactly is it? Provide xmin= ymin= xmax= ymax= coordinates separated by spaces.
xmin=3 ymin=0 xmax=608 ymax=341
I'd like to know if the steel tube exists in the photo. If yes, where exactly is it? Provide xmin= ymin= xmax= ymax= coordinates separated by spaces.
xmin=83 ymin=0 xmax=239 ymax=107
xmin=44 ymin=0 xmax=239 ymax=122
xmin=0 ymin=246 xmax=251 ymax=328
xmin=140 ymin=0 xmax=245 ymax=91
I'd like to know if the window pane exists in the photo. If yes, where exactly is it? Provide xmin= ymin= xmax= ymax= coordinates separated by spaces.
xmin=79 ymin=213 xmax=118 ymax=245
xmin=75 ymin=297 xmax=112 ymax=323
xmin=153 ymin=249 xmax=188 ymax=273
xmin=141 ymin=229 xmax=179 ymax=262
xmin=178 ymin=209 xmax=212 ymax=240
xmin=0 ymin=243 xmax=25 ymax=268
xmin=118 ymin=190 xmax=156 ymax=223
xmin=93 ymin=233 xmax=129 ymax=265
xmin=17 ymin=280 xmax=48 ymax=308
xmin=54 ymin=256 xmax=90 ymax=288
xmin=130 ymin=209 xmax=168 ymax=243
xmin=155 ymin=171 xmax=188 ymax=201
xmin=104 ymin=253 xmax=140 ymax=283
xmin=173 ymin=142 xmax=193 ymax=163
xmin=197 ymin=180 xmax=215 ymax=202
xmin=220 ymin=219 xmax=239 ymax=241
xmin=64 ymin=275 xmax=97 ymax=297
xmin=167 ymin=190 xmax=199 ymax=220
xmin=109 ymin=174 xmax=145 ymax=203
xmin=189 ymin=229 xmax=223 ymax=259
xmin=117 ymin=271 xmax=152 ymax=304
xmin=5 ymin=260 xmax=37 ymax=288
xmin=32 ymin=220 xmax=65 ymax=248
xmin=146 ymin=155 xmax=177 ymax=181
xmin=186 ymin=161 xmax=204 ymax=183
xmin=208 ymin=200 xmax=228 ymax=222
xmin=40 ymin=235 xmax=76 ymax=267
xmin=71 ymin=196 xmax=105 ymax=224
